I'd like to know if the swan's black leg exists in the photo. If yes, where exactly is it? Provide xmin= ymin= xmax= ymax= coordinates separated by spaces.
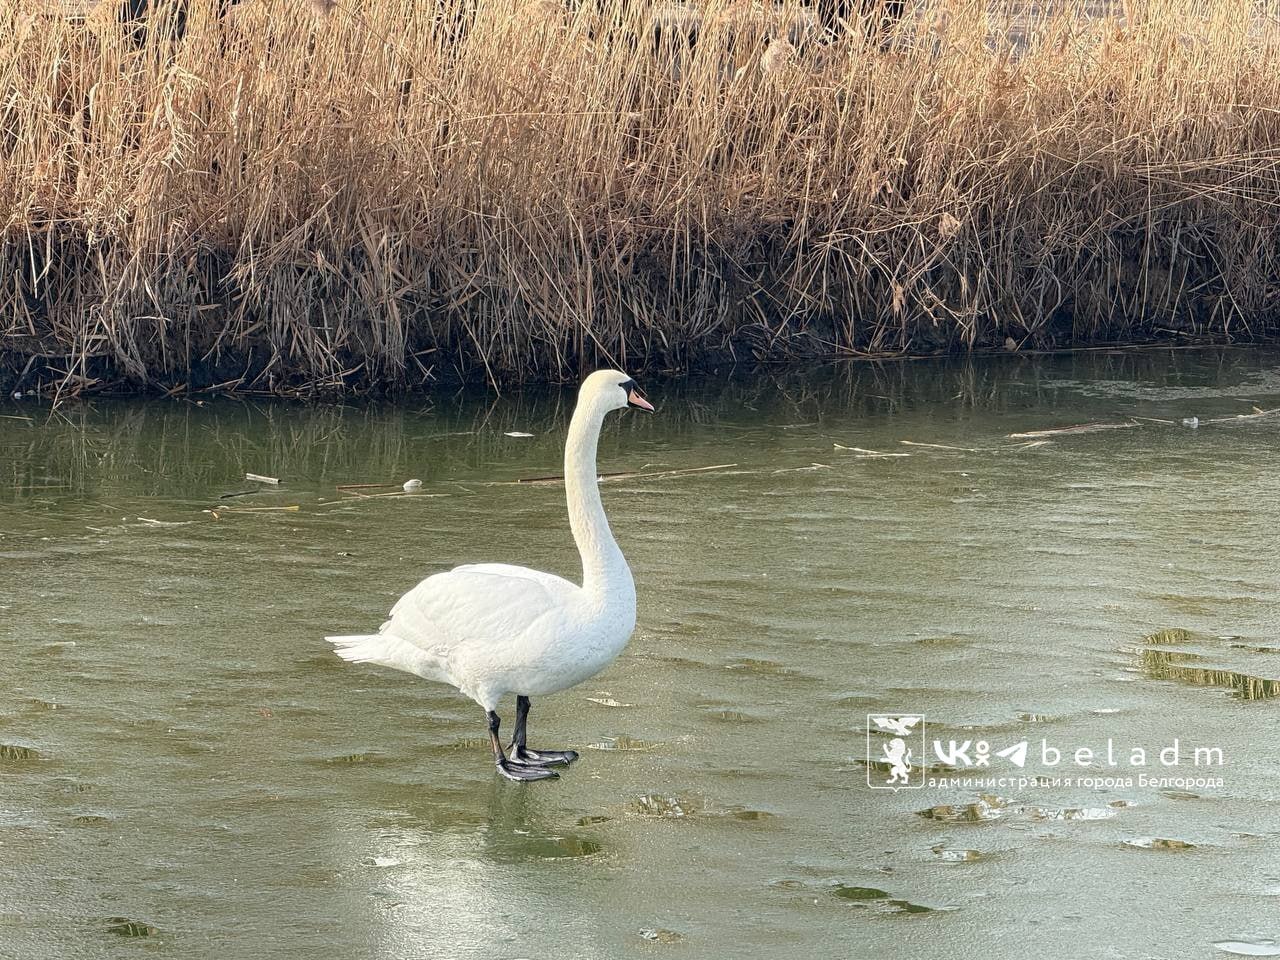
xmin=488 ymin=709 xmax=558 ymax=781
xmin=509 ymin=696 xmax=579 ymax=767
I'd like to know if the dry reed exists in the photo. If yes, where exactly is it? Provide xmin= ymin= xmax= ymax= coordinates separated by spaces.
xmin=3 ymin=0 xmax=1280 ymax=397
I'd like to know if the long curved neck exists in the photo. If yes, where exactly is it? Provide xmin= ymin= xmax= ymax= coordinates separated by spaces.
xmin=565 ymin=399 xmax=628 ymax=600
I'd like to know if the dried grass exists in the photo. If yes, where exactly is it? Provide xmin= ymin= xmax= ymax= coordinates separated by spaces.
xmin=3 ymin=0 xmax=1280 ymax=396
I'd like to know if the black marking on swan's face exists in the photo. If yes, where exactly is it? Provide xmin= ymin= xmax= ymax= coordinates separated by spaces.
xmin=620 ymin=379 xmax=654 ymax=412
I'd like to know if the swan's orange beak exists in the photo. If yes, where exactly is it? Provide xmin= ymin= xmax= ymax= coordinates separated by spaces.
xmin=627 ymin=387 xmax=654 ymax=412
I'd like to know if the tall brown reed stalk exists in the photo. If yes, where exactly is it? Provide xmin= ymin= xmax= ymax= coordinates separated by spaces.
xmin=2 ymin=0 xmax=1280 ymax=396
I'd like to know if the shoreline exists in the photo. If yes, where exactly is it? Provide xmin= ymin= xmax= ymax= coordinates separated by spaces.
xmin=3 ymin=335 xmax=1276 ymax=402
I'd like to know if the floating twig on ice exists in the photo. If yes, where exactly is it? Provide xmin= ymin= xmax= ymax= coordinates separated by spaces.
xmin=206 ymin=505 xmax=300 ymax=517
xmin=899 ymin=440 xmax=978 ymax=452
xmin=1007 ymin=421 xmax=1139 ymax=439
xmin=511 ymin=463 xmax=739 ymax=486
xmin=834 ymin=444 xmax=909 ymax=458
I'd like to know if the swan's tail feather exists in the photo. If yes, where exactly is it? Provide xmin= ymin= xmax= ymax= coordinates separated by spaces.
xmin=327 ymin=634 xmax=389 ymax=664
xmin=326 ymin=633 xmax=449 ymax=683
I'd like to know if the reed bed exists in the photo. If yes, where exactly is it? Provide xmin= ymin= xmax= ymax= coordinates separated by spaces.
xmin=3 ymin=0 xmax=1280 ymax=396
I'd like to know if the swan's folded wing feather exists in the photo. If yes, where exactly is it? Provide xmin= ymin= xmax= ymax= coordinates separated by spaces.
xmin=383 ymin=564 xmax=578 ymax=655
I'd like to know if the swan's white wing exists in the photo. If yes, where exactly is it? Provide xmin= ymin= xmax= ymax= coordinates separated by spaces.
xmin=384 ymin=563 xmax=578 ymax=656
xmin=452 ymin=563 xmax=578 ymax=594
xmin=328 ymin=565 xmax=577 ymax=690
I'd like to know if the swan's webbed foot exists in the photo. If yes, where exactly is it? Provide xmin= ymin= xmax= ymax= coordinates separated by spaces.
xmin=510 ymin=747 xmax=579 ymax=767
xmin=508 ymin=696 xmax=580 ymax=768
xmin=496 ymin=758 xmax=559 ymax=781
xmin=487 ymin=708 xmax=559 ymax=783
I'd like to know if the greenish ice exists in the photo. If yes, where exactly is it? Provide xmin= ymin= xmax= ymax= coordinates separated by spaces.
xmin=2 ymin=349 xmax=1278 ymax=960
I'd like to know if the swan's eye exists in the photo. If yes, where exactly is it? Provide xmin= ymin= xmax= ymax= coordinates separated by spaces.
xmin=619 ymin=379 xmax=635 ymax=392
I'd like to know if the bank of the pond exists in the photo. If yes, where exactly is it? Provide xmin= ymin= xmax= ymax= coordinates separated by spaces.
xmin=5 ymin=0 xmax=1280 ymax=397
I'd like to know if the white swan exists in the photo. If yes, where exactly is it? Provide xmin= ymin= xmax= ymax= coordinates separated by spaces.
xmin=326 ymin=369 xmax=654 ymax=781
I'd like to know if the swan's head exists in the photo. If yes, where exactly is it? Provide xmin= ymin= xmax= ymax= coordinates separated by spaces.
xmin=581 ymin=369 xmax=655 ymax=414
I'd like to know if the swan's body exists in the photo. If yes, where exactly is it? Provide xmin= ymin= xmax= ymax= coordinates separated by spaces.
xmin=336 ymin=559 xmax=634 ymax=710
xmin=326 ymin=369 xmax=653 ymax=781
